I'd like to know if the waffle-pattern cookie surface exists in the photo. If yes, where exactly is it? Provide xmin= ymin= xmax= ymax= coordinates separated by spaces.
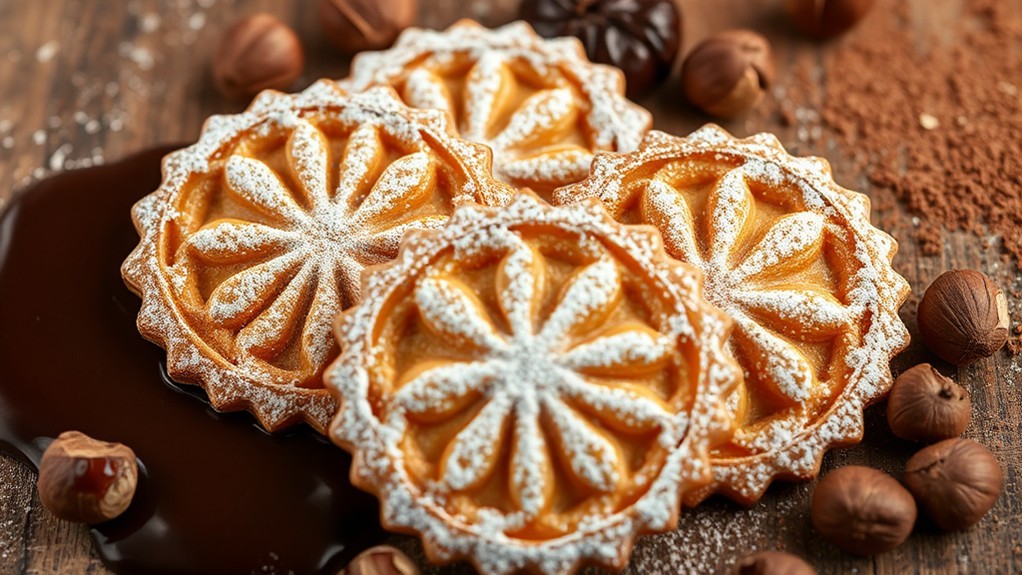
xmin=554 ymin=126 xmax=910 ymax=504
xmin=326 ymin=193 xmax=739 ymax=575
xmin=341 ymin=19 xmax=651 ymax=196
xmin=122 ymin=80 xmax=511 ymax=433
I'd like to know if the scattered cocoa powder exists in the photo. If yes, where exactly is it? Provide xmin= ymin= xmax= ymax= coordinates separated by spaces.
xmin=796 ymin=0 xmax=1022 ymax=267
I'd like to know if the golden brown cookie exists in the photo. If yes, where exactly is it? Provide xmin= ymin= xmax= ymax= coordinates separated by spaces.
xmin=341 ymin=19 xmax=652 ymax=196
xmin=554 ymin=126 xmax=911 ymax=504
xmin=326 ymin=192 xmax=740 ymax=575
xmin=122 ymin=81 xmax=511 ymax=433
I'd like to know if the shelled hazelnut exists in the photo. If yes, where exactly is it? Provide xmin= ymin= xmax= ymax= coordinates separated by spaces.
xmin=37 ymin=431 xmax=138 ymax=524
xmin=212 ymin=13 xmax=305 ymax=100
xmin=681 ymin=30 xmax=775 ymax=119
xmin=340 ymin=545 xmax=419 ymax=575
xmin=917 ymin=269 xmax=1009 ymax=365
xmin=886 ymin=363 xmax=970 ymax=443
xmin=732 ymin=550 xmax=816 ymax=574
xmin=319 ymin=0 xmax=417 ymax=54
xmin=786 ymin=0 xmax=875 ymax=39
xmin=810 ymin=466 xmax=916 ymax=555
xmin=904 ymin=438 xmax=1002 ymax=531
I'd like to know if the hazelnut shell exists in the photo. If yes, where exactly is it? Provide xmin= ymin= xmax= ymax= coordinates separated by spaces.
xmin=886 ymin=363 xmax=970 ymax=443
xmin=37 ymin=431 xmax=138 ymax=524
xmin=732 ymin=550 xmax=816 ymax=574
xmin=212 ymin=13 xmax=305 ymax=100
xmin=681 ymin=30 xmax=775 ymax=119
xmin=342 ymin=545 xmax=419 ymax=575
xmin=786 ymin=0 xmax=875 ymax=39
xmin=918 ymin=269 xmax=1009 ymax=365
xmin=810 ymin=466 xmax=916 ymax=555
xmin=318 ymin=0 xmax=417 ymax=54
xmin=904 ymin=438 xmax=1002 ymax=531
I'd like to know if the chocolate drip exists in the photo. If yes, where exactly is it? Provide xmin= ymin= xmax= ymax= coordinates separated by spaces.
xmin=0 ymin=147 xmax=386 ymax=575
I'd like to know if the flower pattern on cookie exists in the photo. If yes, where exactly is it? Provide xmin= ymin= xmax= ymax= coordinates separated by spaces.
xmin=191 ymin=119 xmax=448 ymax=381
xmin=641 ymin=165 xmax=850 ymax=406
xmin=553 ymin=126 xmax=911 ymax=504
xmin=327 ymin=193 xmax=739 ymax=575
xmin=400 ymin=55 xmax=593 ymax=191
xmin=401 ymin=242 xmax=676 ymax=515
xmin=344 ymin=20 xmax=652 ymax=194
xmin=123 ymin=82 xmax=509 ymax=433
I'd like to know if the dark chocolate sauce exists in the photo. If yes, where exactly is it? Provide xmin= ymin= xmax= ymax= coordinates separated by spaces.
xmin=0 ymin=147 xmax=386 ymax=574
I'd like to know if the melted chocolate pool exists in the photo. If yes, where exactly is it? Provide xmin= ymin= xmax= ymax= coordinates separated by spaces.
xmin=0 ymin=147 xmax=386 ymax=574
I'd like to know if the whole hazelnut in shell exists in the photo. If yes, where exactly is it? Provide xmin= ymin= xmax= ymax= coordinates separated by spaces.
xmin=918 ymin=269 xmax=1009 ymax=365
xmin=318 ymin=0 xmax=417 ymax=54
xmin=681 ymin=30 xmax=775 ymax=119
xmin=786 ymin=0 xmax=875 ymax=39
xmin=904 ymin=438 xmax=1002 ymax=531
xmin=886 ymin=363 xmax=970 ymax=443
xmin=341 ymin=545 xmax=419 ymax=575
xmin=212 ymin=13 xmax=304 ymax=100
xmin=810 ymin=466 xmax=916 ymax=555
xmin=732 ymin=550 xmax=816 ymax=574
xmin=37 ymin=431 xmax=138 ymax=524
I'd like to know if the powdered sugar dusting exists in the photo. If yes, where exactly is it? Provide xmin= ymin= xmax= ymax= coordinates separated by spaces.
xmin=554 ymin=125 xmax=911 ymax=504
xmin=226 ymin=155 xmax=304 ymax=222
xmin=499 ymin=148 xmax=591 ymax=188
xmin=402 ymin=68 xmax=452 ymax=114
xmin=490 ymin=87 xmax=575 ymax=151
xmin=344 ymin=20 xmax=651 ymax=193
xmin=326 ymin=193 xmax=740 ymax=574
xmin=562 ymin=329 xmax=671 ymax=372
xmin=544 ymin=396 xmax=620 ymax=491
xmin=207 ymin=250 xmax=303 ymax=325
xmin=188 ymin=221 xmax=293 ymax=262
xmin=122 ymin=81 xmax=511 ymax=433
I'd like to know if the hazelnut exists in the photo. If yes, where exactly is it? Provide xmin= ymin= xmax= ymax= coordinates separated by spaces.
xmin=340 ymin=545 xmax=419 ymax=575
xmin=732 ymin=550 xmax=816 ymax=575
xmin=212 ymin=13 xmax=305 ymax=100
xmin=681 ymin=30 xmax=775 ymax=119
xmin=37 ymin=431 xmax=138 ymax=524
xmin=904 ymin=438 xmax=1002 ymax=531
xmin=918 ymin=269 xmax=1009 ymax=365
xmin=810 ymin=466 xmax=916 ymax=555
xmin=318 ymin=0 xmax=417 ymax=54
xmin=886 ymin=363 xmax=970 ymax=443
xmin=786 ymin=0 xmax=875 ymax=39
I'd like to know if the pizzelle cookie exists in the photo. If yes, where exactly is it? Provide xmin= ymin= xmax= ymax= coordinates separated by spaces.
xmin=122 ymin=80 xmax=511 ymax=433
xmin=554 ymin=126 xmax=911 ymax=505
xmin=341 ymin=19 xmax=652 ymax=196
xmin=326 ymin=193 xmax=740 ymax=575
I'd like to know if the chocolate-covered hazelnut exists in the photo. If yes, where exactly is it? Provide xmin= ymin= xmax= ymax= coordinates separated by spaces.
xmin=520 ymin=0 xmax=681 ymax=99
xmin=681 ymin=30 xmax=775 ymax=119
xmin=37 ymin=431 xmax=138 ymax=524
xmin=904 ymin=438 xmax=1002 ymax=531
xmin=340 ymin=545 xmax=419 ymax=575
xmin=786 ymin=0 xmax=875 ymax=39
xmin=318 ymin=0 xmax=416 ymax=54
xmin=887 ymin=363 xmax=970 ymax=443
xmin=810 ymin=466 xmax=916 ymax=555
xmin=212 ymin=13 xmax=304 ymax=100
xmin=732 ymin=550 xmax=816 ymax=574
xmin=918 ymin=269 xmax=1009 ymax=365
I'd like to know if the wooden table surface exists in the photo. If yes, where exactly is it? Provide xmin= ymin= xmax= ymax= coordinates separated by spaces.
xmin=1 ymin=0 xmax=1020 ymax=573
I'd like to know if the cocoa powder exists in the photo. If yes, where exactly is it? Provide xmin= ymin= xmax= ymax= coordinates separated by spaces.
xmin=800 ymin=0 xmax=1022 ymax=267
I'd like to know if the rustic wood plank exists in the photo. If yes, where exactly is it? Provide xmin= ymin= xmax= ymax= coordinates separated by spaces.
xmin=1 ymin=0 xmax=1019 ymax=573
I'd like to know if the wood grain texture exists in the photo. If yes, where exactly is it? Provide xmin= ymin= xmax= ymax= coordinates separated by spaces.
xmin=0 ymin=0 xmax=1019 ymax=573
